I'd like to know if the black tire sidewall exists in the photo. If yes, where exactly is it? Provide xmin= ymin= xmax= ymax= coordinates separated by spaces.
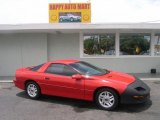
xmin=26 ymin=82 xmax=41 ymax=99
xmin=95 ymin=88 xmax=119 ymax=111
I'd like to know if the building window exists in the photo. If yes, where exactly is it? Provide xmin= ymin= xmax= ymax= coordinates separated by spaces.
xmin=120 ymin=33 xmax=151 ymax=55
xmin=83 ymin=34 xmax=115 ymax=56
xmin=154 ymin=34 xmax=160 ymax=56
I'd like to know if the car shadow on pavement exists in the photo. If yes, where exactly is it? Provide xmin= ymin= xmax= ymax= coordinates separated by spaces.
xmin=16 ymin=91 xmax=152 ymax=113
xmin=116 ymin=100 xmax=152 ymax=113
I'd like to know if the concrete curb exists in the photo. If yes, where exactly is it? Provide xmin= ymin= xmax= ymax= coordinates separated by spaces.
xmin=0 ymin=78 xmax=160 ymax=83
xmin=0 ymin=80 xmax=13 ymax=83
xmin=141 ymin=78 xmax=160 ymax=81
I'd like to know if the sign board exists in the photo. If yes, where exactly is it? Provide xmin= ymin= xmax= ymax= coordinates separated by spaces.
xmin=49 ymin=3 xmax=91 ymax=23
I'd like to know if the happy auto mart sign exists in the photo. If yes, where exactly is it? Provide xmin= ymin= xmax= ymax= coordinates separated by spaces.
xmin=49 ymin=3 xmax=91 ymax=23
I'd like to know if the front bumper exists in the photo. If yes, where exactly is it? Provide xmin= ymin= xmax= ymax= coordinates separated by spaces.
xmin=121 ymin=79 xmax=150 ymax=104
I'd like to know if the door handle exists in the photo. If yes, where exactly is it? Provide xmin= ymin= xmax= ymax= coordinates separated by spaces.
xmin=44 ymin=77 xmax=50 ymax=80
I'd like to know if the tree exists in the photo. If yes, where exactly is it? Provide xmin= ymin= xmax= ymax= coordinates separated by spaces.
xmin=120 ymin=35 xmax=150 ymax=55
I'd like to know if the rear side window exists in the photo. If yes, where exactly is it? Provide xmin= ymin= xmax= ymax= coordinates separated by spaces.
xmin=30 ymin=64 xmax=44 ymax=71
xmin=45 ymin=64 xmax=77 ymax=76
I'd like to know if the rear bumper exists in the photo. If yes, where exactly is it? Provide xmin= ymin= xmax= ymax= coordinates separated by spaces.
xmin=13 ymin=79 xmax=17 ymax=86
xmin=120 ymin=79 xmax=150 ymax=104
xmin=13 ymin=79 xmax=25 ymax=90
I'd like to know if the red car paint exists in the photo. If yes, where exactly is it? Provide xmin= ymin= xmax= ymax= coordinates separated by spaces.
xmin=14 ymin=60 xmax=135 ymax=101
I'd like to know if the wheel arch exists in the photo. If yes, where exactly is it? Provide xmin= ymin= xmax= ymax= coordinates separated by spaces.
xmin=93 ymin=86 xmax=120 ymax=101
xmin=24 ymin=80 xmax=39 ymax=89
xmin=24 ymin=79 xmax=41 ymax=99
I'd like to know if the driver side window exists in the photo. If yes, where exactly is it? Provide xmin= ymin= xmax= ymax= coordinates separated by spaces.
xmin=45 ymin=64 xmax=77 ymax=76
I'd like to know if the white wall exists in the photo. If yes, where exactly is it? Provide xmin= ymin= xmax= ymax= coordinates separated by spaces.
xmin=48 ymin=33 xmax=160 ymax=73
xmin=0 ymin=34 xmax=47 ymax=76
xmin=0 ymin=33 xmax=160 ymax=76
xmin=48 ymin=33 xmax=80 ymax=60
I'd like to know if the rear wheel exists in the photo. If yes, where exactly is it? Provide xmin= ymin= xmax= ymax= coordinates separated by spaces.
xmin=26 ymin=81 xmax=41 ymax=99
xmin=95 ymin=88 xmax=119 ymax=111
xmin=59 ymin=18 xmax=63 ymax=22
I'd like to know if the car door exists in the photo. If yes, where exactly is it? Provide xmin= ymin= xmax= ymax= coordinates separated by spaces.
xmin=41 ymin=63 xmax=85 ymax=99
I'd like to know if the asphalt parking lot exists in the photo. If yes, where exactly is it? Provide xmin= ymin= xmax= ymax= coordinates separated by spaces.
xmin=0 ymin=81 xmax=160 ymax=120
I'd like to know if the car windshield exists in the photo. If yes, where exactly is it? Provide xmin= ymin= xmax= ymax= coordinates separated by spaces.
xmin=69 ymin=61 xmax=109 ymax=76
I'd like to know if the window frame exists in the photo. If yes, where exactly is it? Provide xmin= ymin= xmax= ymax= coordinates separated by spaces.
xmin=81 ymin=33 xmax=116 ymax=58
xmin=80 ymin=32 xmax=160 ymax=58
xmin=45 ymin=63 xmax=78 ymax=76
xmin=119 ymin=33 xmax=151 ymax=56
xmin=153 ymin=33 xmax=160 ymax=56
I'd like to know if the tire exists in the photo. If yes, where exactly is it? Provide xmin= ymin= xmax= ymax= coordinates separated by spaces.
xmin=95 ymin=88 xmax=119 ymax=111
xmin=26 ymin=81 xmax=41 ymax=99
xmin=59 ymin=18 xmax=63 ymax=22
xmin=70 ymin=17 xmax=74 ymax=22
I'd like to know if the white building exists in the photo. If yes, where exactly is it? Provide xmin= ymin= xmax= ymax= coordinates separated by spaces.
xmin=0 ymin=23 xmax=160 ymax=76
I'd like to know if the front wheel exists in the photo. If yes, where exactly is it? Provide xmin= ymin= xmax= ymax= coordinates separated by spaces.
xmin=95 ymin=88 xmax=119 ymax=111
xmin=26 ymin=82 xmax=41 ymax=99
xmin=70 ymin=17 xmax=74 ymax=22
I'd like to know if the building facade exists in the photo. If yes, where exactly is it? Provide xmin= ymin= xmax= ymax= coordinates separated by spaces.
xmin=0 ymin=23 xmax=160 ymax=76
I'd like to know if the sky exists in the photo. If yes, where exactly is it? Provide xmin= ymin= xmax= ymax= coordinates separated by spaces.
xmin=0 ymin=0 xmax=160 ymax=24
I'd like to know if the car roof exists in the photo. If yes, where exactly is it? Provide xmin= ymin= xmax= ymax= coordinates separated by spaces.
xmin=49 ymin=59 xmax=80 ymax=65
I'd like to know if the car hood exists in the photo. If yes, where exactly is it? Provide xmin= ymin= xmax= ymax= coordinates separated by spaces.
xmin=92 ymin=71 xmax=136 ymax=85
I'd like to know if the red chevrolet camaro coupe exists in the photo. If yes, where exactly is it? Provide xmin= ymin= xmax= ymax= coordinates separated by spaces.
xmin=14 ymin=60 xmax=150 ymax=110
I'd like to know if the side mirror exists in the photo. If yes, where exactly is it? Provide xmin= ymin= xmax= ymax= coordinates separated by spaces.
xmin=72 ymin=74 xmax=83 ymax=80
